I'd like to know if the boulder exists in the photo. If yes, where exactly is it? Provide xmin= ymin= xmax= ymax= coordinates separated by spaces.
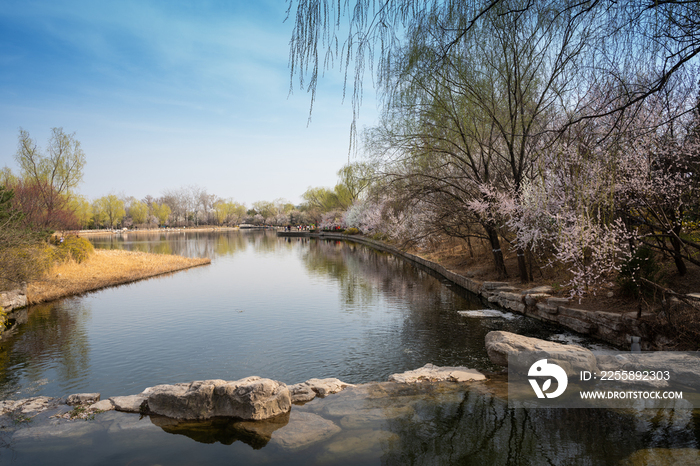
xmin=288 ymin=378 xmax=354 ymax=403
xmin=110 ymin=395 xmax=148 ymax=413
xmin=144 ymin=376 xmax=291 ymax=421
xmin=0 ymin=286 xmax=28 ymax=312
xmin=288 ymin=384 xmax=317 ymax=403
xmin=485 ymin=331 xmax=598 ymax=376
xmin=89 ymin=399 xmax=115 ymax=412
xmin=66 ymin=393 xmax=101 ymax=406
xmin=388 ymin=363 xmax=485 ymax=383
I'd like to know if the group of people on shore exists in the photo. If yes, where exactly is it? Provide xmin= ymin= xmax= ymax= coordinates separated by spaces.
xmin=283 ymin=224 xmax=314 ymax=232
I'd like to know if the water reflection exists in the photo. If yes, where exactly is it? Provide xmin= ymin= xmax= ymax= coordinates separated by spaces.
xmin=150 ymin=412 xmax=290 ymax=449
xmin=4 ymin=382 xmax=695 ymax=465
xmin=0 ymin=300 xmax=91 ymax=399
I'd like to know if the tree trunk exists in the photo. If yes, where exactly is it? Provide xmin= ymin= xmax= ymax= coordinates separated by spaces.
xmin=671 ymin=225 xmax=687 ymax=276
xmin=485 ymin=225 xmax=507 ymax=279
xmin=516 ymin=246 xmax=529 ymax=283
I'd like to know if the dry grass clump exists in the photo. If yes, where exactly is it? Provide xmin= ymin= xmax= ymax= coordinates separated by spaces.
xmin=28 ymin=249 xmax=211 ymax=304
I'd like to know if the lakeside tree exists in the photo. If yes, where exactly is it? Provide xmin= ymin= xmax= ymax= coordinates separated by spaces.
xmin=288 ymin=0 xmax=700 ymax=134
xmin=129 ymin=200 xmax=149 ymax=225
xmin=337 ymin=162 xmax=374 ymax=202
xmin=94 ymin=195 xmax=125 ymax=229
xmin=69 ymin=195 xmax=93 ymax=230
xmin=0 ymin=186 xmax=46 ymax=290
xmin=213 ymin=199 xmax=246 ymax=226
xmin=13 ymin=128 xmax=86 ymax=231
xmin=362 ymin=0 xmax=600 ymax=280
xmin=149 ymin=202 xmax=172 ymax=226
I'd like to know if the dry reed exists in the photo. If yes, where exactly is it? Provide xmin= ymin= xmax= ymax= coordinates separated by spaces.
xmin=27 ymin=249 xmax=211 ymax=304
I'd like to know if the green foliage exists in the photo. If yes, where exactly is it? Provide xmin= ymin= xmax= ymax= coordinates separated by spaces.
xmin=617 ymin=247 xmax=660 ymax=297
xmin=52 ymin=236 xmax=94 ymax=263
xmin=93 ymin=195 xmax=125 ymax=228
xmin=14 ymin=127 xmax=86 ymax=230
xmin=69 ymin=195 xmax=93 ymax=229
xmin=345 ymin=227 xmax=360 ymax=235
xmin=0 ymin=186 xmax=48 ymax=290
xmin=151 ymin=202 xmax=172 ymax=226
xmin=129 ymin=200 xmax=149 ymax=224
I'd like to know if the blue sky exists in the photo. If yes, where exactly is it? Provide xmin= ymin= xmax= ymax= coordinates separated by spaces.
xmin=0 ymin=0 xmax=377 ymax=205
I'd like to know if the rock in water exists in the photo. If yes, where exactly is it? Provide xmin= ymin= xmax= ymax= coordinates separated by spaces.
xmin=144 ymin=376 xmax=291 ymax=421
xmin=270 ymin=412 xmax=341 ymax=450
xmin=388 ymin=364 xmax=485 ymax=383
xmin=66 ymin=393 xmax=100 ymax=406
xmin=485 ymin=330 xmax=598 ymax=375
xmin=110 ymin=395 xmax=148 ymax=413
xmin=288 ymin=378 xmax=354 ymax=403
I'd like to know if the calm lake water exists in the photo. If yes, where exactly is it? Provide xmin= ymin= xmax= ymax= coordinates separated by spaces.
xmin=0 ymin=230 xmax=698 ymax=465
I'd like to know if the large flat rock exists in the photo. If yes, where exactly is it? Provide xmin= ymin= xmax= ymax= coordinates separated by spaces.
xmin=0 ymin=397 xmax=57 ymax=416
xmin=389 ymin=363 xmax=485 ymax=383
xmin=485 ymin=331 xmax=598 ymax=375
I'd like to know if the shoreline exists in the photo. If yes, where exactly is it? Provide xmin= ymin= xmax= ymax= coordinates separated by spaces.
xmin=307 ymin=232 xmax=659 ymax=350
xmin=0 ymin=250 xmax=211 ymax=317
xmin=27 ymin=249 xmax=211 ymax=305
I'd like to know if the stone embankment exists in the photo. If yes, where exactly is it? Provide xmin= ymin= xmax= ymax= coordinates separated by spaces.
xmin=0 ymin=282 xmax=28 ymax=314
xmin=313 ymin=233 xmax=662 ymax=349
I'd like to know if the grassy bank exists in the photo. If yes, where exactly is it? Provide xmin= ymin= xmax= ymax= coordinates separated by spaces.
xmin=28 ymin=249 xmax=211 ymax=304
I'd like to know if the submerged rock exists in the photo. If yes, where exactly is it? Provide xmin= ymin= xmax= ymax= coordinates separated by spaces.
xmin=388 ymin=363 xmax=485 ymax=383
xmin=270 ymin=411 xmax=341 ymax=450
xmin=318 ymin=429 xmax=399 ymax=462
xmin=485 ymin=330 xmax=598 ymax=375
xmin=143 ymin=376 xmax=291 ymax=421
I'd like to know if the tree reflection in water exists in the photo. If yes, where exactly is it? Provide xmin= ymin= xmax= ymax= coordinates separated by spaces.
xmin=0 ymin=300 xmax=91 ymax=399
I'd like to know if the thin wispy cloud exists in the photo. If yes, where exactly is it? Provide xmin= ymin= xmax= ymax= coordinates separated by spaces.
xmin=0 ymin=1 xmax=377 ymax=204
